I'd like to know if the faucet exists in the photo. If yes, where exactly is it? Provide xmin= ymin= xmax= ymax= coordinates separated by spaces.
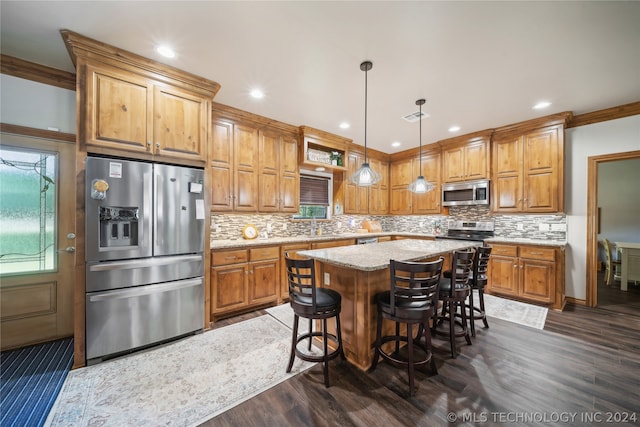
xmin=310 ymin=217 xmax=317 ymax=236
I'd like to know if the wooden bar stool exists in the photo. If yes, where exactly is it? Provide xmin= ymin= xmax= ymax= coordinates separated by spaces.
xmin=370 ymin=257 xmax=443 ymax=395
xmin=467 ymin=246 xmax=492 ymax=337
xmin=284 ymin=253 xmax=345 ymax=387
xmin=435 ymin=249 xmax=474 ymax=358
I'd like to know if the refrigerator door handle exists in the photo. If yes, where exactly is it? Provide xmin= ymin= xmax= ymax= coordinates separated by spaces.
xmin=88 ymin=278 xmax=202 ymax=302
xmin=87 ymin=255 xmax=203 ymax=272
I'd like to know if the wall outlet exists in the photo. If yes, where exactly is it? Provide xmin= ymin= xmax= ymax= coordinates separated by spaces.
xmin=282 ymin=223 xmax=287 ymax=231
xmin=336 ymin=222 xmax=342 ymax=229
xmin=517 ymin=223 xmax=524 ymax=231
xmin=266 ymin=223 xmax=273 ymax=233
xmin=324 ymin=272 xmax=330 ymax=286
xmin=539 ymin=223 xmax=550 ymax=232
xmin=551 ymin=223 xmax=567 ymax=232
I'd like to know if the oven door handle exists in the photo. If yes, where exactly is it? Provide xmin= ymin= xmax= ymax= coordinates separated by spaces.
xmin=88 ymin=278 xmax=202 ymax=302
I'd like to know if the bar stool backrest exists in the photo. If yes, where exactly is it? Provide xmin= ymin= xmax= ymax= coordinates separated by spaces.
xmin=446 ymin=249 xmax=474 ymax=296
xmin=285 ymin=253 xmax=317 ymax=312
xmin=389 ymin=257 xmax=443 ymax=316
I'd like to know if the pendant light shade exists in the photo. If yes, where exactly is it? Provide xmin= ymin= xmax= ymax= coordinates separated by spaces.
xmin=349 ymin=61 xmax=382 ymax=187
xmin=408 ymin=98 xmax=435 ymax=194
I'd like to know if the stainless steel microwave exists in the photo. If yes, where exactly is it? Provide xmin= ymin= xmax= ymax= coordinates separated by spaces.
xmin=442 ymin=179 xmax=490 ymax=206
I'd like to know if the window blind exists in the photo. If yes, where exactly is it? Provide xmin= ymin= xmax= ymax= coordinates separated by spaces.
xmin=300 ymin=175 xmax=329 ymax=206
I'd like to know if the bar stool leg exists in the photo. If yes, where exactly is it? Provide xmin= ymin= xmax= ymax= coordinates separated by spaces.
xmin=287 ymin=314 xmax=299 ymax=373
xmin=468 ymin=290 xmax=477 ymax=337
xmin=322 ymin=318 xmax=330 ymax=387
xmin=479 ymin=288 xmax=489 ymax=329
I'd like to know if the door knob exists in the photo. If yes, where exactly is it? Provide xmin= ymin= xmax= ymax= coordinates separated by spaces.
xmin=67 ymin=233 xmax=76 ymax=239
xmin=65 ymin=246 xmax=76 ymax=253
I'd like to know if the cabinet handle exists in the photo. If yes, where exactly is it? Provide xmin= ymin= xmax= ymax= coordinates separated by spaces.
xmin=155 ymin=142 xmax=160 ymax=148
xmin=121 ymin=104 xmax=127 ymax=112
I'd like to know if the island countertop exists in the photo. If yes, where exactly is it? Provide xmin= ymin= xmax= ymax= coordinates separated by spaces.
xmin=297 ymin=239 xmax=481 ymax=271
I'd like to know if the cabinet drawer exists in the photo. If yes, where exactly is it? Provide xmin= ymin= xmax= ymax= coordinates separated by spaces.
xmin=490 ymin=244 xmax=518 ymax=257
xmin=250 ymin=246 xmax=279 ymax=261
xmin=520 ymin=246 xmax=555 ymax=261
xmin=212 ymin=249 xmax=249 ymax=266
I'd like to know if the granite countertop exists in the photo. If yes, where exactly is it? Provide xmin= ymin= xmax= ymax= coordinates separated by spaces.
xmin=210 ymin=233 xmax=567 ymax=250
xmin=210 ymin=232 xmax=435 ymax=250
xmin=297 ymin=239 xmax=481 ymax=272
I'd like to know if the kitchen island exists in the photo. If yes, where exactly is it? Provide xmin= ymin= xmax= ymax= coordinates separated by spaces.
xmin=297 ymin=239 xmax=480 ymax=370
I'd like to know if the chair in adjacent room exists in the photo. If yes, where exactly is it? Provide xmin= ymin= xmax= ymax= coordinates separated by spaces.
xmin=370 ymin=257 xmax=443 ymax=395
xmin=603 ymin=238 xmax=621 ymax=285
xmin=435 ymin=249 xmax=475 ymax=359
xmin=466 ymin=246 xmax=492 ymax=337
xmin=284 ymin=253 xmax=345 ymax=387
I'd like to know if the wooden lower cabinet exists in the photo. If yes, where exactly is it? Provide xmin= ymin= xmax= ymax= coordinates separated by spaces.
xmin=211 ymin=246 xmax=279 ymax=321
xmin=310 ymin=239 xmax=356 ymax=249
xmin=487 ymin=243 xmax=565 ymax=310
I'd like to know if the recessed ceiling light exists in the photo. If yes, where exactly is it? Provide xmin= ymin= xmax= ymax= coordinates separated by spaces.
xmin=156 ymin=46 xmax=175 ymax=58
xmin=250 ymin=89 xmax=265 ymax=99
xmin=391 ymin=141 xmax=401 ymax=148
xmin=533 ymin=101 xmax=552 ymax=110
xmin=448 ymin=126 xmax=461 ymax=132
xmin=339 ymin=122 xmax=350 ymax=129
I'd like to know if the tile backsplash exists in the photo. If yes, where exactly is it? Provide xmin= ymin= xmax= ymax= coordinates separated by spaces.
xmin=211 ymin=206 xmax=566 ymax=241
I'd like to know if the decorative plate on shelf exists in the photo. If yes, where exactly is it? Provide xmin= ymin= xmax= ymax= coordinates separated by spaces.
xmin=242 ymin=224 xmax=258 ymax=240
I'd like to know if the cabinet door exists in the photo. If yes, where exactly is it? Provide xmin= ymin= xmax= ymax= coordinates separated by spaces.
xmin=412 ymin=153 xmax=441 ymax=214
xmin=488 ymin=255 xmax=519 ymax=296
xmin=389 ymin=159 xmax=413 ymax=214
xmin=280 ymin=135 xmax=299 ymax=213
xmin=519 ymin=259 xmax=555 ymax=303
xmin=154 ymin=85 xmax=208 ymax=162
xmin=249 ymin=259 xmax=279 ymax=304
xmin=85 ymin=62 xmax=152 ymax=153
xmin=211 ymin=264 xmax=249 ymax=315
xmin=369 ymin=158 xmax=388 ymax=215
xmin=209 ymin=120 xmax=234 ymax=211
xmin=464 ymin=140 xmax=488 ymax=181
xmin=442 ymin=146 xmax=465 ymax=182
xmin=492 ymin=136 xmax=523 ymax=212
xmin=523 ymin=127 xmax=559 ymax=212
xmin=344 ymin=152 xmax=369 ymax=214
xmin=258 ymin=130 xmax=280 ymax=212
xmin=234 ymin=124 xmax=258 ymax=211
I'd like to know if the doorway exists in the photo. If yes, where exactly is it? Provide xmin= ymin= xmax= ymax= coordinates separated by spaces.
xmin=0 ymin=131 xmax=76 ymax=350
xmin=587 ymin=151 xmax=640 ymax=314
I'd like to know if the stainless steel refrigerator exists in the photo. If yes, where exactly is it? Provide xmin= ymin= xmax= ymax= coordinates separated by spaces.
xmin=85 ymin=156 xmax=205 ymax=363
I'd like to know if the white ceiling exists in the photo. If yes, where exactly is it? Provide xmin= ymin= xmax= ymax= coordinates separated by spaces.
xmin=1 ymin=1 xmax=639 ymax=154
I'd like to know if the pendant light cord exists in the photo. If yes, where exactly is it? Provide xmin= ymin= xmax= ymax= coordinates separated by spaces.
xmin=418 ymin=101 xmax=422 ymax=175
xmin=364 ymin=66 xmax=368 ymax=163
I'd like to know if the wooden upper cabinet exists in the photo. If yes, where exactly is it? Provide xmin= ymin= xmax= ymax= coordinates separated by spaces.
xmin=441 ymin=135 xmax=489 ymax=183
xmin=344 ymin=151 xmax=369 ymax=214
xmin=85 ymin=62 xmax=152 ymax=153
xmin=492 ymin=118 xmax=567 ymax=213
xmin=153 ymin=85 xmax=209 ymax=162
xmin=234 ymin=124 xmax=259 ymax=211
xmin=62 ymin=30 xmax=219 ymax=166
xmin=412 ymin=151 xmax=442 ymax=214
xmin=209 ymin=120 xmax=234 ymax=211
xmin=258 ymin=130 xmax=299 ymax=213
xmin=389 ymin=150 xmax=442 ymax=215
xmin=369 ymin=157 xmax=389 ymax=215
xmin=389 ymin=158 xmax=413 ymax=214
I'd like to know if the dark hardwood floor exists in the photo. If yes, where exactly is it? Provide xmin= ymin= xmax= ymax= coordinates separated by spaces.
xmin=202 ymin=304 xmax=640 ymax=427
xmin=596 ymin=270 xmax=640 ymax=316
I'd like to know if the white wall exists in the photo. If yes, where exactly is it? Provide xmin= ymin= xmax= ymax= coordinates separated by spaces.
xmin=565 ymin=115 xmax=640 ymax=300
xmin=598 ymin=158 xmax=640 ymax=244
xmin=0 ymin=74 xmax=76 ymax=133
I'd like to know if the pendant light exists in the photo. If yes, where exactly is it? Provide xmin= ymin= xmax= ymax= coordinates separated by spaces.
xmin=348 ymin=61 xmax=382 ymax=187
xmin=408 ymin=98 xmax=435 ymax=194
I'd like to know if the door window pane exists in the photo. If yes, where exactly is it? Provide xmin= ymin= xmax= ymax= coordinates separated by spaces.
xmin=0 ymin=147 xmax=57 ymax=275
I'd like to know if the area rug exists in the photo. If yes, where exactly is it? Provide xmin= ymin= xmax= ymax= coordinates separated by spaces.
xmin=44 ymin=315 xmax=314 ymax=427
xmin=266 ymin=302 xmax=316 ymax=331
xmin=483 ymin=293 xmax=548 ymax=329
